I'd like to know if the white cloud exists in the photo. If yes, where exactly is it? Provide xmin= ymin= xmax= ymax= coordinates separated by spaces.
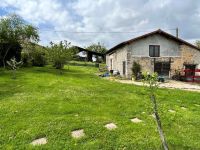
xmin=1 ymin=0 xmax=200 ymax=48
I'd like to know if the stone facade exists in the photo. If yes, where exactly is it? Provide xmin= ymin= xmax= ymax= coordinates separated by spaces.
xmin=106 ymin=33 xmax=200 ymax=79
xmin=169 ymin=45 xmax=200 ymax=76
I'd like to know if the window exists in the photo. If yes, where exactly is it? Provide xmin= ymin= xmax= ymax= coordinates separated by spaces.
xmin=149 ymin=45 xmax=160 ymax=57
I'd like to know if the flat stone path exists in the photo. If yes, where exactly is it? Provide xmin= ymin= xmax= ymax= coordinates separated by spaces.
xmin=131 ymin=118 xmax=142 ymax=123
xmin=181 ymin=107 xmax=187 ymax=110
xmin=168 ymin=109 xmax=176 ymax=113
xmin=105 ymin=123 xmax=117 ymax=130
xmin=31 ymin=137 xmax=47 ymax=146
xmin=71 ymin=129 xmax=85 ymax=139
xmin=74 ymin=114 xmax=79 ymax=117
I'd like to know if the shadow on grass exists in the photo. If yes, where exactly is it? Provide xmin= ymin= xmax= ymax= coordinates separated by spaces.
xmin=0 ymin=81 xmax=26 ymax=101
xmin=29 ymin=66 xmax=94 ymax=79
xmin=68 ymin=62 xmax=98 ymax=67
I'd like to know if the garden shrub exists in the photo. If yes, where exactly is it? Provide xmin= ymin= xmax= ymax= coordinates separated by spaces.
xmin=131 ymin=61 xmax=141 ymax=80
xmin=21 ymin=52 xmax=32 ymax=67
xmin=32 ymin=50 xmax=46 ymax=67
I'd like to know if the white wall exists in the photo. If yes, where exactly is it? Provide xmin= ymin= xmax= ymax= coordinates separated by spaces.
xmin=128 ymin=34 xmax=181 ymax=57
xmin=106 ymin=46 xmax=127 ymax=76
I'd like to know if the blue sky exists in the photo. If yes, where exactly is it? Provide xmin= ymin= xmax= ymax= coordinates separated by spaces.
xmin=0 ymin=0 xmax=200 ymax=48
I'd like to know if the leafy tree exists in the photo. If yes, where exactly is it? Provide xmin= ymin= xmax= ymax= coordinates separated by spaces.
xmin=48 ymin=40 xmax=77 ymax=71
xmin=143 ymin=72 xmax=168 ymax=150
xmin=21 ymin=43 xmax=47 ymax=67
xmin=7 ymin=57 xmax=23 ymax=79
xmin=86 ymin=42 xmax=107 ymax=54
xmin=0 ymin=14 xmax=39 ymax=67
xmin=195 ymin=40 xmax=200 ymax=48
xmin=85 ymin=42 xmax=107 ymax=62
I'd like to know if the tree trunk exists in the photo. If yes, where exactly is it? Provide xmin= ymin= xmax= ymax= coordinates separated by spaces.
xmin=150 ymin=94 xmax=169 ymax=150
xmin=13 ymin=69 xmax=16 ymax=79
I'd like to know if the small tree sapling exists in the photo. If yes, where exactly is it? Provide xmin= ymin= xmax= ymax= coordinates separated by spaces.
xmin=7 ymin=57 xmax=23 ymax=79
xmin=143 ymin=72 xmax=169 ymax=150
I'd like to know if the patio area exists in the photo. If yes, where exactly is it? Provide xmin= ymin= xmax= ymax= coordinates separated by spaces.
xmin=117 ymin=79 xmax=200 ymax=92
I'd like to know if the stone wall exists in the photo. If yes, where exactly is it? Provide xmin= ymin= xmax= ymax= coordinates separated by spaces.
xmin=127 ymin=44 xmax=200 ymax=78
xmin=127 ymin=56 xmax=153 ymax=78
xmin=169 ymin=45 xmax=200 ymax=76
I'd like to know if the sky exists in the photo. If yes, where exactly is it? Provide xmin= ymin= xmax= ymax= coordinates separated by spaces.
xmin=0 ymin=0 xmax=200 ymax=49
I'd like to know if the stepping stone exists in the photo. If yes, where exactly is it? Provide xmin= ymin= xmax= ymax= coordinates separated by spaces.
xmin=181 ymin=107 xmax=187 ymax=110
xmin=105 ymin=123 xmax=117 ymax=130
xmin=131 ymin=117 xmax=142 ymax=123
xmin=31 ymin=137 xmax=47 ymax=146
xmin=74 ymin=114 xmax=79 ymax=117
xmin=71 ymin=129 xmax=85 ymax=139
xmin=142 ymin=112 xmax=145 ymax=114
xmin=168 ymin=109 xmax=176 ymax=113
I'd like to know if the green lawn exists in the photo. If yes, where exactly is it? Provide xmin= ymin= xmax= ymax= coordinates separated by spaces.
xmin=0 ymin=64 xmax=200 ymax=150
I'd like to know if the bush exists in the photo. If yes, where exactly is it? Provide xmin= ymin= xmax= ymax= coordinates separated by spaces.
xmin=53 ymin=59 xmax=64 ymax=69
xmin=21 ymin=52 xmax=32 ymax=67
xmin=131 ymin=61 xmax=141 ymax=80
xmin=32 ymin=50 xmax=46 ymax=67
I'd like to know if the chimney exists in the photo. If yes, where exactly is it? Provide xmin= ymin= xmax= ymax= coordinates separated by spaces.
xmin=176 ymin=27 xmax=179 ymax=38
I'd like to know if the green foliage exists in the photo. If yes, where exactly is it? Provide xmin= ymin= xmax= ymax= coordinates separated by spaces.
xmin=195 ymin=40 xmax=200 ymax=48
xmin=85 ymin=42 xmax=107 ymax=62
xmin=6 ymin=57 xmax=23 ymax=79
xmin=0 ymin=14 xmax=39 ymax=67
xmin=85 ymin=42 xmax=107 ymax=54
xmin=21 ymin=52 xmax=31 ymax=67
xmin=143 ymin=72 xmax=159 ymax=91
xmin=21 ymin=42 xmax=47 ymax=67
xmin=32 ymin=48 xmax=46 ymax=67
xmin=142 ymin=72 xmax=168 ymax=150
xmin=0 ymin=14 xmax=39 ymax=43
xmin=48 ymin=41 xmax=77 ymax=70
xmin=131 ymin=61 xmax=141 ymax=80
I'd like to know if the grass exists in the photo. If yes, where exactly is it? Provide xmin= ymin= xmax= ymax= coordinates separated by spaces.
xmin=0 ymin=64 xmax=200 ymax=150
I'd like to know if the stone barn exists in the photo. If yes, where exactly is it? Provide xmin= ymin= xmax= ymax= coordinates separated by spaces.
xmin=106 ymin=29 xmax=200 ymax=79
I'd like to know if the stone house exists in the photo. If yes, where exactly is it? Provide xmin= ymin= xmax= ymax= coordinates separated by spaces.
xmin=106 ymin=29 xmax=200 ymax=79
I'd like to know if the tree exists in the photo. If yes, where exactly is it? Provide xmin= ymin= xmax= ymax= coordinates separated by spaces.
xmin=48 ymin=40 xmax=77 ymax=71
xmin=143 ymin=72 xmax=169 ymax=150
xmin=195 ymin=40 xmax=200 ymax=48
xmin=86 ymin=42 xmax=107 ymax=54
xmin=21 ymin=42 xmax=47 ymax=67
xmin=85 ymin=42 xmax=107 ymax=62
xmin=0 ymin=14 xmax=39 ymax=68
